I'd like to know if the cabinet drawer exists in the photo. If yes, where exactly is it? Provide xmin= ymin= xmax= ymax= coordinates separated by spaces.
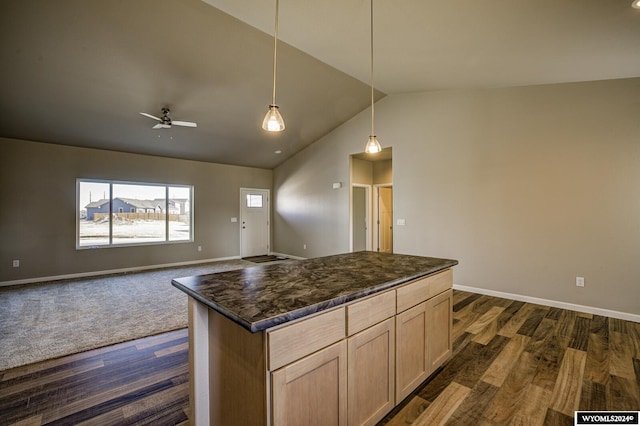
xmin=347 ymin=290 xmax=396 ymax=336
xmin=396 ymin=269 xmax=452 ymax=313
xmin=268 ymin=307 xmax=345 ymax=371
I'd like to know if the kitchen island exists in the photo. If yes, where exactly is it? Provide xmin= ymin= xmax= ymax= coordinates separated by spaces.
xmin=172 ymin=251 xmax=458 ymax=426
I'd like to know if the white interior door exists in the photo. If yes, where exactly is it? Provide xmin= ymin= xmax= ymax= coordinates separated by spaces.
xmin=240 ymin=188 xmax=270 ymax=257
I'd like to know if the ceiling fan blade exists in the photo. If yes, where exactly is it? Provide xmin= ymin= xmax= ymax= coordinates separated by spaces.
xmin=152 ymin=123 xmax=171 ymax=129
xmin=140 ymin=112 xmax=161 ymax=121
xmin=172 ymin=120 xmax=197 ymax=128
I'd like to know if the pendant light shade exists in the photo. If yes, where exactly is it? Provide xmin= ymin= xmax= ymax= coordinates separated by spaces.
xmin=364 ymin=0 xmax=381 ymax=153
xmin=365 ymin=135 xmax=382 ymax=154
xmin=263 ymin=0 xmax=285 ymax=132
xmin=263 ymin=105 xmax=285 ymax=132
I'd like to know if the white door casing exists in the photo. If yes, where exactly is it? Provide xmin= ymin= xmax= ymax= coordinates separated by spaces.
xmin=240 ymin=188 xmax=270 ymax=257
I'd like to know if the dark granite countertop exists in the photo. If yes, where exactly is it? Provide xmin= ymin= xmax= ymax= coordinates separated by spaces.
xmin=171 ymin=251 xmax=458 ymax=332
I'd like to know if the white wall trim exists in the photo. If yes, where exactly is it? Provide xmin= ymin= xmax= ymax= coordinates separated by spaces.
xmin=0 ymin=256 xmax=242 ymax=287
xmin=454 ymin=284 xmax=640 ymax=323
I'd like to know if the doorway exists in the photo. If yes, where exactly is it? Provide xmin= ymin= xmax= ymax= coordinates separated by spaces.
xmin=240 ymin=188 xmax=270 ymax=257
xmin=351 ymin=185 xmax=371 ymax=251
xmin=376 ymin=186 xmax=393 ymax=253
xmin=349 ymin=147 xmax=393 ymax=253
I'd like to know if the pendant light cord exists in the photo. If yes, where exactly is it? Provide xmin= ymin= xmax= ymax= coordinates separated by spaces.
xmin=370 ymin=0 xmax=375 ymax=136
xmin=272 ymin=0 xmax=279 ymax=106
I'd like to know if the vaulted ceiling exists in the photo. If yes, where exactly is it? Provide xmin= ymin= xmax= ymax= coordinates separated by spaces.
xmin=1 ymin=0 xmax=639 ymax=169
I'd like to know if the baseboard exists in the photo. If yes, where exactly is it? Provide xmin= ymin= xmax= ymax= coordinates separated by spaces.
xmin=0 ymin=256 xmax=242 ymax=287
xmin=269 ymin=251 xmax=307 ymax=260
xmin=453 ymin=284 xmax=640 ymax=323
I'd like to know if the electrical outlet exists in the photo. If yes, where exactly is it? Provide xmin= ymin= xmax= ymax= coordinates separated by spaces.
xmin=303 ymin=244 xmax=307 ymax=250
xmin=576 ymin=277 xmax=585 ymax=287
xmin=197 ymin=246 xmax=202 ymax=252
xmin=12 ymin=260 xmax=19 ymax=268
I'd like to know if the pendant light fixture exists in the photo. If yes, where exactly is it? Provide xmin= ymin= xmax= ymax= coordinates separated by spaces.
xmin=262 ymin=0 xmax=285 ymax=132
xmin=364 ymin=0 xmax=382 ymax=154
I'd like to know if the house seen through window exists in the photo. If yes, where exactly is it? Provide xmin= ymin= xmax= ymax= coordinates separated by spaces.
xmin=77 ymin=179 xmax=193 ymax=248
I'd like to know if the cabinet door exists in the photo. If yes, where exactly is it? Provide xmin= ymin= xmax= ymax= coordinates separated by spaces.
xmin=272 ymin=341 xmax=347 ymax=426
xmin=395 ymin=302 xmax=428 ymax=403
xmin=427 ymin=289 xmax=453 ymax=372
xmin=348 ymin=317 xmax=395 ymax=426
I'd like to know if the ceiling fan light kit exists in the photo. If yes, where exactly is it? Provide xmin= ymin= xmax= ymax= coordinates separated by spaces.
xmin=262 ymin=0 xmax=285 ymax=132
xmin=139 ymin=108 xmax=197 ymax=129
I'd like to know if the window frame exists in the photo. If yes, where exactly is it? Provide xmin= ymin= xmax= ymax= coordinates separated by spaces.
xmin=76 ymin=178 xmax=194 ymax=249
xmin=246 ymin=193 xmax=264 ymax=208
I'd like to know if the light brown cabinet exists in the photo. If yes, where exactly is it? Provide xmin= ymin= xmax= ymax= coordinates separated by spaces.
xmin=395 ymin=301 xmax=429 ymax=402
xmin=347 ymin=317 xmax=395 ymax=426
xmin=427 ymin=288 xmax=453 ymax=372
xmin=272 ymin=341 xmax=348 ymax=426
xmin=395 ymin=270 xmax=453 ymax=404
xmin=272 ymin=292 xmax=397 ymax=426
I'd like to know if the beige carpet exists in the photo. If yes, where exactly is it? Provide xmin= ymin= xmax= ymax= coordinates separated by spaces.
xmin=0 ymin=259 xmax=256 ymax=372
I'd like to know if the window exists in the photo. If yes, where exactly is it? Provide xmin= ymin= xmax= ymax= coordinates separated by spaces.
xmin=246 ymin=194 xmax=263 ymax=208
xmin=77 ymin=179 xmax=193 ymax=248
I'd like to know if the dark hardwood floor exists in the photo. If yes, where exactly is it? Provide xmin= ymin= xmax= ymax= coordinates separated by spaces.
xmin=380 ymin=291 xmax=640 ymax=425
xmin=0 ymin=329 xmax=190 ymax=425
xmin=1 ymin=291 xmax=639 ymax=425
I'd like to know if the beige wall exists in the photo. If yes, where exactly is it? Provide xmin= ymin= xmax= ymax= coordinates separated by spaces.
xmin=351 ymin=157 xmax=392 ymax=186
xmin=273 ymin=77 xmax=640 ymax=315
xmin=373 ymin=159 xmax=392 ymax=185
xmin=0 ymin=138 xmax=272 ymax=282
xmin=351 ymin=158 xmax=373 ymax=185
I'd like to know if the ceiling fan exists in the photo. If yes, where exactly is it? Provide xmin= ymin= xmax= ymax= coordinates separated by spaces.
xmin=139 ymin=107 xmax=197 ymax=129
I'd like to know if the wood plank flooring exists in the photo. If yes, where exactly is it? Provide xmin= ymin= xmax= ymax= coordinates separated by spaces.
xmin=0 ymin=329 xmax=190 ymax=426
xmin=1 ymin=291 xmax=638 ymax=425
xmin=380 ymin=292 xmax=640 ymax=425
